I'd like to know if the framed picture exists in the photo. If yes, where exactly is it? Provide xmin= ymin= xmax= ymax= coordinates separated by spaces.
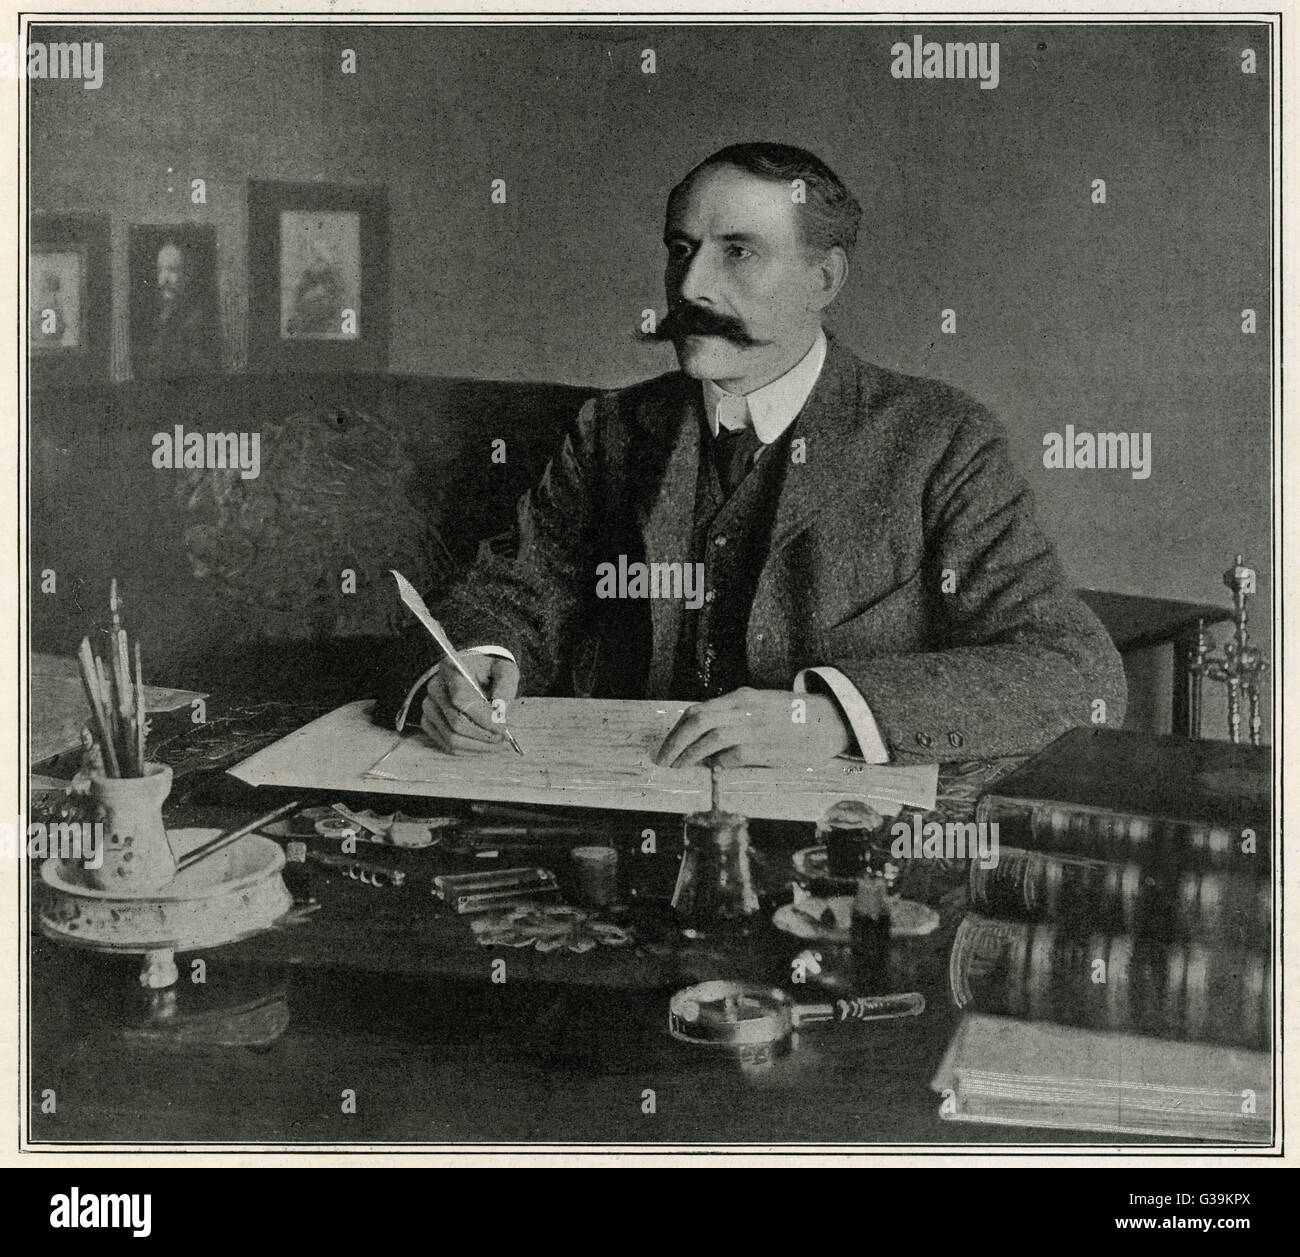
xmin=29 ymin=248 xmax=85 ymax=352
xmin=29 ymin=215 xmax=109 ymax=387
xmin=248 ymin=181 xmax=389 ymax=372
xmin=127 ymin=224 xmax=220 ymax=380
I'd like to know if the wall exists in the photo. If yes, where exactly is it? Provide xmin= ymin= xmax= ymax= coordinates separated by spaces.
xmin=29 ymin=21 xmax=1274 ymax=737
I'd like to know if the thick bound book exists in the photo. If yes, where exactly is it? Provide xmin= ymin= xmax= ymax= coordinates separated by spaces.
xmin=932 ymin=1013 xmax=1271 ymax=1142
xmin=975 ymin=728 xmax=1271 ymax=871
xmin=949 ymin=915 xmax=1270 ymax=1050
xmin=969 ymin=848 xmax=1269 ymax=947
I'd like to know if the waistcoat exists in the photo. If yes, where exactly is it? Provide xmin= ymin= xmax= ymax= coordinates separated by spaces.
xmin=670 ymin=419 xmax=796 ymax=699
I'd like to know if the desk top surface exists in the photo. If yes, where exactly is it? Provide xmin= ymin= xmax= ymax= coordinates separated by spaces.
xmin=29 ymin=698 xmax=1171 ymax=1148
xmin=1078 ymin=589 xmax=1234 ymax=651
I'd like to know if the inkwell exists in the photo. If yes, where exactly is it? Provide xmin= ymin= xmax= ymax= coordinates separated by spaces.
xmin=670 ymin=766 xmax=761 ymax=938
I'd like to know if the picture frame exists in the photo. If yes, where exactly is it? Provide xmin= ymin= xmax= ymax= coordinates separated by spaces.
xmin=127 ymin=224 xmax=221 ymax=380
xmin=247 ymin=181 xmax=389 ymax=373
xmin=28 ymin=214 xmax=110 ymax=387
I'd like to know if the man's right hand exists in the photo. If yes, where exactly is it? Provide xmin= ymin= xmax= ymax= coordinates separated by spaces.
xmin=419 ymin=652 xmax=520 ymax=755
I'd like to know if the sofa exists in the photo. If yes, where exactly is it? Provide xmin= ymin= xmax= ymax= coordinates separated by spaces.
xmin=30 ymin=372 xmax=595 ymax=701
xmin=32 ymin=370 xmax=1211 ymax=735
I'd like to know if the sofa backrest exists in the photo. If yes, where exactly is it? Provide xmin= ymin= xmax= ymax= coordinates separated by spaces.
xmin=30 ymin=372 xmax=595 ymax=693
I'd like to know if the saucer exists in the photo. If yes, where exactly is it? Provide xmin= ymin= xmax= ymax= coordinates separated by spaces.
xmin=772 ymin=891 xmax=939 ymax=941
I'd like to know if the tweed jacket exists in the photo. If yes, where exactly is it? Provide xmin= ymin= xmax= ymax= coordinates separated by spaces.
xmin=377 ymin=333 xmax=1126 ymax=764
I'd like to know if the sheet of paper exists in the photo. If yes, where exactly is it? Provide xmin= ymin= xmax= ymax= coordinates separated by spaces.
xmin=30 ymin=653 xmax=208 ymax=765
xmin=229 ymin=698 xmax=937 ymax=821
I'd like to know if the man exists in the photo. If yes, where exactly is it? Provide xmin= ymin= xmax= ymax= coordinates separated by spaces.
xmin=376 ymin=142 xmax=1125 ymax=767
xmin=136 ymin=240 xmax=216 ymax=378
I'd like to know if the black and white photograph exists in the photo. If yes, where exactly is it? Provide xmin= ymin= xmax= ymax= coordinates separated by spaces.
xmin=127 ymin=224 xmax=220 ymax=379
xmin=248 ymin=178 xmax=388 ymax=371
xmin=8 ymin=5 xmax=1291 ymax=1191
xmin=29 ymin=247 xmax=83 ymax=352
xmin=280 ymin=209 xmax=362 ymax=340
xmin=26 ymin=213 xmax=110 ymax=386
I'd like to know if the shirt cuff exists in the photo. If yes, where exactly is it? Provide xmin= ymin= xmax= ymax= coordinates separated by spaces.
xmin=794 ymin=666 xmax=891 ymax=764
xmin=394 ymin=645 xmax=517 ymax=732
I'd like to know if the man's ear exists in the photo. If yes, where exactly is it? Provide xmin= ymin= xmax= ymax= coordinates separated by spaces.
xmin=809 ymin=246 xmax=849 ymax=313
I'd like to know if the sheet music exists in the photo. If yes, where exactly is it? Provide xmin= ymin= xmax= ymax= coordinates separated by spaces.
xmin=229 ymin=698 xmax=937 ymax=820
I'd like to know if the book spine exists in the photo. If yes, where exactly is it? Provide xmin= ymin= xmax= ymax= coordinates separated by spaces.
xmin=979 ymin=796 xmax=1268 ymax=871
xmin=949 ymin=914 xmax=1270 ymax=1050
xmin=968 ymin=848 xmax=1270 ymax=948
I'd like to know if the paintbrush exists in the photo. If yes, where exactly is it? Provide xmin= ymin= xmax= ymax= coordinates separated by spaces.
xmin=77 ymin=637 xmax=119 ymax=777
xmin=176 ymin=800 xmax=302 ymax=873
xmin=388 ymin=569 xmax=524 ymax=755
xmin=94 ymin=652 xmax=124 ymax=769
xmin=90 ymin=652 xmax=122 ymax=777
xmin=134 ymin=640 xmax=147 ymax=773
xmin=110 ymin=580 xmax=136 ymax=772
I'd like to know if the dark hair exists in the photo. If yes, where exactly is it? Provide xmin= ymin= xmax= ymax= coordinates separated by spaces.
xmin=668 ymin=142 xmax=863 ymax=254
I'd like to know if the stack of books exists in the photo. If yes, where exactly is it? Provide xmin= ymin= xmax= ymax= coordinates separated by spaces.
xmin=933 ymin=727 xmax=1272 ymax=1142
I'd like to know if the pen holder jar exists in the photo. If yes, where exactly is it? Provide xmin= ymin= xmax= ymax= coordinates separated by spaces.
xmin=84 ymin=763 xmax=176 ymax=892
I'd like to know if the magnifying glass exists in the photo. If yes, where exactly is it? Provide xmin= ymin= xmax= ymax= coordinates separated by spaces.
xmin=668 ymin=979 xmax=925 ymax=1066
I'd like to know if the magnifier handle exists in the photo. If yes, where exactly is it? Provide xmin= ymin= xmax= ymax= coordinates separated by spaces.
xmin=795 ymin=991 xmax=926 ymax=1026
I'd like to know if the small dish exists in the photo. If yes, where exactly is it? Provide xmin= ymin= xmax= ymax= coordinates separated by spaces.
xmin=772 ymin=890 xmax=939 ymax=940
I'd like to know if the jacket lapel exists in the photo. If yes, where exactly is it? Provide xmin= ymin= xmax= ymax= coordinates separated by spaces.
xmin=636 ymin=380 xmax=703 ymax=696
xmin=765 ymin=331 xmax=863 ymax=554
xmin=748 ymin=334 xmax=875 ymax=674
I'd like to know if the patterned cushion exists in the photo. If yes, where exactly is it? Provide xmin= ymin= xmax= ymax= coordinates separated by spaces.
xmin=30 ymin=373 xmax=592 ymax=696
xmin=176 ymin=405 xmax=444 ymax=643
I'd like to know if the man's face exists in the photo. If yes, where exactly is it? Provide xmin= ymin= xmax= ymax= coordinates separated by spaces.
xmin=662 ymin=164 xmax=836 ymax=392
xmin=156 ymin=245 xmax=186 ymax=304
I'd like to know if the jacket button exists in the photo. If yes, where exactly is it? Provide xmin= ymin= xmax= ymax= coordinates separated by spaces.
xmin=704 ymin=590 xmax=716 ymax=604
xmin=714 ymin=535 xmax=728 ymax=547
xmin=948 ymin=731 xmax=964 ymax=748
xmin=915 ymin=733 xmax=932 ymax=748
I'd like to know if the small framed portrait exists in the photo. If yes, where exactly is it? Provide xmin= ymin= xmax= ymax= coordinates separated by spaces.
xmin=280 ymin=210 xmax=362 ymax=340
xmin=29 ymin=215 xmax=109 ymax=387
xmin=248 ymin=181 xmax=389 ymax=372
xmin=29 ymin=248 xmax=84 ymax=352
xmin=128 ymin=224 xmax=220 ymax=380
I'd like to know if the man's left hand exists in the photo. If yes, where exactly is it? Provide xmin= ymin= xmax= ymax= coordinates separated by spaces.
xmin=654 ymin=687 xmax=853 ymax=769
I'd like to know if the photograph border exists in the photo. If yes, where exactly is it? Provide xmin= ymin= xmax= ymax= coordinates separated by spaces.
xmin=6 ymin=5 xmax=1288 ymax=1169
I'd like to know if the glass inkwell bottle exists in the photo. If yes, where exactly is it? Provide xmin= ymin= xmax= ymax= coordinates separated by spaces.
xmin=670 ymin=768 xmax=761 ymax=939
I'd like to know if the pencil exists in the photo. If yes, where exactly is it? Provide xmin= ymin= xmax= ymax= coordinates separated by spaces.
xmin=134 ymin=640 xmax=147 ymax=774
xmin=110 ymin=581 xmax=136 ymax=772
xmin=94 ymin=656 xmax=118 ymax=753
xmin=77 ymin=637 xmax=118 ymax=777
xmin=85 ymin=644 xmax=121 ymax=777
xmin=177 ymin=800 xmax=302 ymax=873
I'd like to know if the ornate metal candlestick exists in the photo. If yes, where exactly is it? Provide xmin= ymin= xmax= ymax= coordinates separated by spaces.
xmin=1187 ymin=555 xmax=1267 ymax=745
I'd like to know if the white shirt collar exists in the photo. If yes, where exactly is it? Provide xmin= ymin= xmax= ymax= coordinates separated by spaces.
xmin=701 ymin=329 xmax=828 ymax=444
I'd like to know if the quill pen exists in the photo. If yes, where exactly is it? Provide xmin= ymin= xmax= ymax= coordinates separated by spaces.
xmin=388 ymin=569 xmax=524 ymax=755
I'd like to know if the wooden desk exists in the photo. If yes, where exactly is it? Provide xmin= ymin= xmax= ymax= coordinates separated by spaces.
xmin=1078 ymin=589 xmax=1233 ymax=737
xmin=26 ymin=700 xmax=1171 ymax=1147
